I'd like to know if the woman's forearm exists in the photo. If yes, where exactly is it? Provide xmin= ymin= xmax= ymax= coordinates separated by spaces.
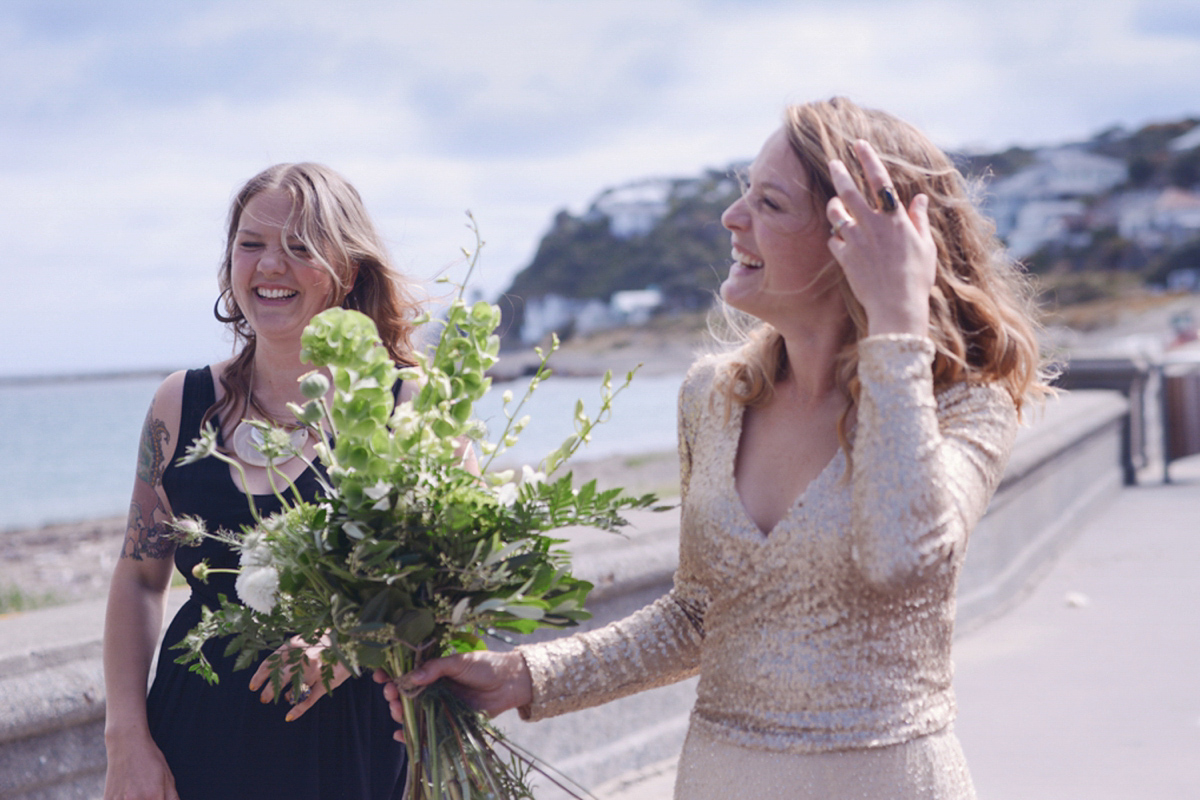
xmin=103 ymin=562 xmax=171 ymax=740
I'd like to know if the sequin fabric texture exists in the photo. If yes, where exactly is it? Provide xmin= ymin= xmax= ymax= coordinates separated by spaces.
xmin=518 ymin=335 xmax=1016 ymax=768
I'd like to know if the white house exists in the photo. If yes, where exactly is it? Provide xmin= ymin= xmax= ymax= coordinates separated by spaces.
xmin=1004 ymin=199 xmax=1088 ymax=259
xmin=1169 ymin=125 xmax=1200 ymax=153
xmin=988 ymin=147 xmax=1129 ymax=258
xmin=520 ymin=294 xmax=578 ymax=345
xmin=520 ymin=288 xmax=664 ymax=345
xmin=1117 ymin=188 xmax=1200 ymax=248
xmin=588 ymin=179 xmax=673 ymax=239
xmin=610 ymin=288 xmax=663 ymax=326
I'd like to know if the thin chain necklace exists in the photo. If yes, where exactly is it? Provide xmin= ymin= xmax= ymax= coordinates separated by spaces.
xmin=230 ymin=366 xmax=309 ymax=468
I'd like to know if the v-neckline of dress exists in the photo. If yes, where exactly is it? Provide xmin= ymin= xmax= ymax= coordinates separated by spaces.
xmin=725 ymin=397 xmax=845 ymax=540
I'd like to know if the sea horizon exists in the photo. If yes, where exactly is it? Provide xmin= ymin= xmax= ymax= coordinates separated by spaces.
xmin=0 ymin=368 xmax=682 ymax=534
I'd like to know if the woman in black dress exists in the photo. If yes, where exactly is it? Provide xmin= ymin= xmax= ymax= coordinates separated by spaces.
xmin=103 ymin=164 xmax=425 ymax=799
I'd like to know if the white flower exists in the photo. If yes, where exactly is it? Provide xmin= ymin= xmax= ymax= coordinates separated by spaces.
xmin=495 ymin=482 xmax=518 ymax=507
xmin=521 ymin=465 xmax=546 ymax=487
xmin=236 ymin=531 xmax=279 ymax=613
xmin=239 ymin=531 xmax=273 ymax=568
xmin=170 ymin=516 xmax=207 ymax=546
xmin=236 ymin=565 xmax=280 ymax=614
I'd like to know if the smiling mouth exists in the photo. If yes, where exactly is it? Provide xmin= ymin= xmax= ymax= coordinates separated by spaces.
xmin=731 ymin=246 xmax=764 ymax=269
xmin=255 ymin=287 xmax=298 ymax=300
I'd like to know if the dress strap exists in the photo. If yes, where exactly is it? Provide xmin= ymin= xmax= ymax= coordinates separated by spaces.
xmin=169 ymin=367 xmax=216 ymax=467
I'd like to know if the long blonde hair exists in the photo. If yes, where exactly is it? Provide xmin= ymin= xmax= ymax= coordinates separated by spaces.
xmin=718 ymin=97 xmax=1049 ymax=443
xmin=209 ymin=163 xmax=420 ymax=430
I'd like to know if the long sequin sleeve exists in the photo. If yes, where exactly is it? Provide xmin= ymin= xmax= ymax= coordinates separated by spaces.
xmin=516 ymin=367 xmax=712 ymax=721
xmin=850 ymin=334 xmax=1017 ymax=592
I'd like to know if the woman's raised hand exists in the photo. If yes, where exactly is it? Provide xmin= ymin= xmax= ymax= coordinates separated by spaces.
xmin=825 ymin=139 xmax=937 ymax=337
xmin=372 ymin=651 xmax=533 ymax=742
xmin=249 ymin=636 xmax=352 ymax=721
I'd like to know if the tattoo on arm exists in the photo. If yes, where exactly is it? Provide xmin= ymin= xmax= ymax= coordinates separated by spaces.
xmin=122 ymin=499 xmax=177 ymax=560
xmin=136 ymin=407 xmax=171 ymax=487
xmin=122 ymin=403 xmax=176 ymax=560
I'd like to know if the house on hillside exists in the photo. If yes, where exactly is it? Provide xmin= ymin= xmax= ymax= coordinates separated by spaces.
xmin=1169 ymin=125 xmax=1200 ymax=153
xmin=987 ymin=147 xmax=1128 ymax=258
xmin=1116 ymin=187 xmax=1200 ymax=248
xmin=586 ymin=179 xmax=673 ymax=239
xmin=519 ymin=287 xmax=664 ymax=345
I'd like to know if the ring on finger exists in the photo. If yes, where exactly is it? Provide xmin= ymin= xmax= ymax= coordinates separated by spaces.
xmin=877 ymin=186 xmax=899 ymax=213
xmin=294 ymin=682 xmax=312 ymax=704
xmin=831 ymin=217 xmax=852 ymax=237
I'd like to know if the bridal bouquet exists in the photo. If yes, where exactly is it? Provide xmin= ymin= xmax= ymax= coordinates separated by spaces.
xmin=173 ymin=225 xmax=660 ymax=799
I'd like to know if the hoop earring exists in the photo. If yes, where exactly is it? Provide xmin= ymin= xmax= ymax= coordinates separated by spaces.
xmin=214 ymin=288 xmax=242 ymax=324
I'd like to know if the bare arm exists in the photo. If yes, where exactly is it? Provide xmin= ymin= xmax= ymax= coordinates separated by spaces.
xmin=103 ymin=374 xmax=184 ymax=800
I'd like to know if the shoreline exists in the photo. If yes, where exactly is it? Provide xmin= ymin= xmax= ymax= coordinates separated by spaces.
xmin=0 ymin=320 xmax=702 ymax=614
xmin=7 ymin=290 xmax=1199 ymax=613
xmin=0 ymin=449 xmax=681 ymax=614
xmin=488 ymin=315 xmax=712 ymax=382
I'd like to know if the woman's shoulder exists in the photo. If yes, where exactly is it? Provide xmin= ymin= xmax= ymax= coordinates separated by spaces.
xmin=149 ymin=369 xmax=189 ymax=412
xmin=149 ymin=363 xmax=223 ymax=434
xmin=681 ymin=349 xmax=736 ymax=393
xmin=153 ymin=363 xmax=221 ymax=406
xmin=677 ymin=350 xmax=742 ymax=427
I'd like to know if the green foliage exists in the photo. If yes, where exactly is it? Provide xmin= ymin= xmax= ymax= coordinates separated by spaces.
xmin=1088 ymin=118 xmax=1200 ymax=190
xmin=1147 ymin=238 xmax=1200 ymax=285
xmin=1090 ymin=119 xmax=1200 ymax=163
xmin=502 ymin=171 xmax=741 ymax=342
xmin=172 ymin=218 xmax=663 ymax=799
xmin=954 ymin=146 xmax=1037 ymax=181
xmin=0 ymin=584 xmax=59 ymax=614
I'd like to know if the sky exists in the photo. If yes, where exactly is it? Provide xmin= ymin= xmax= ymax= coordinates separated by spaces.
xmin=3 ymin=0 xmax=1199 ymax=377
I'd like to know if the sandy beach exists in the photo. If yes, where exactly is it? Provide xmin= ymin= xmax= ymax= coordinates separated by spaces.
xmin=488 ymin=311 xmax=712 ymax=381
xmin=0 ymin=449 xmax=682 ymax=614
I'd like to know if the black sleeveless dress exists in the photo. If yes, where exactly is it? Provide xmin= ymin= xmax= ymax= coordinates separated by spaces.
xmin=146 ymin=367 xmax=406 ymax=799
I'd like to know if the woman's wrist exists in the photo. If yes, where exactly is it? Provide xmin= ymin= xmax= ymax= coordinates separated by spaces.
xmin=103 ymin=720 xmax=154 ymax=747
xmin=864 ymin=304 xmax=929 ymax=338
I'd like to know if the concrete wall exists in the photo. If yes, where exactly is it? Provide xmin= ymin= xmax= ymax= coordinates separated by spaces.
xmin=0 ymin=389 xmax=1129 ymax=799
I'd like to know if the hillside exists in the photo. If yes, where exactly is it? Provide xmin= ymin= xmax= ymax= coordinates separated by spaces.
xmin=500 ymin=117 xmax=1200 ymax=346
xmin=499 ymin=171 xmax=741 ymax=344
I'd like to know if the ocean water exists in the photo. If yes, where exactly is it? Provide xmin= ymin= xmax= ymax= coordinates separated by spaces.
xmin=0 ymin=370 xmax=682 ymax=532
xmin=474 ymin=370 xmax=683 ymax=470
xmin=0 ymin=375 xmax=166 ymax=532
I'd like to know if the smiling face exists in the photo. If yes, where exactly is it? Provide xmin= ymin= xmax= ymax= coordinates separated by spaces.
xmin=719 ymin=127 xmax=843 ymax=327
xmin=229 ymin=188 xmax=340 ymax=346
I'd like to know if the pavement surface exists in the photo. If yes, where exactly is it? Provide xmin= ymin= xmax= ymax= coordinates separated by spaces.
xmin=595 ymin=454 xmax=1200 ymax=799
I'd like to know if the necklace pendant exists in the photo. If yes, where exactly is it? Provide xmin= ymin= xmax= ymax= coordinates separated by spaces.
xmin=231 ymin=421 xmax=309 ymax=468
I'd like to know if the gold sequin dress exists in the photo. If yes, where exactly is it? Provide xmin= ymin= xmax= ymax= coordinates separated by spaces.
xmin=518 ymin=335 xmax=1017 ymax=799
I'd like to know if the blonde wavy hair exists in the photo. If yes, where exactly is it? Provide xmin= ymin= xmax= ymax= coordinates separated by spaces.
xmin=209 ymin=163 xmax=421 ymax=430
xmin=717 ymin=97 xmax=1049 ymax=443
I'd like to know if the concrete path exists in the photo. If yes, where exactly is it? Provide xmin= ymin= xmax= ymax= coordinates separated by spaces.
xmin=596 ymin=455 xmax=1200 ymax=799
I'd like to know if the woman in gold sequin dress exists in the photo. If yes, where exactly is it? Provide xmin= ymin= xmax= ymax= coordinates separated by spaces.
xmin=380 ymin=97 xmax=1047 ymax=799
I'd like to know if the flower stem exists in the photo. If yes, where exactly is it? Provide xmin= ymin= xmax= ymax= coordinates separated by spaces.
xmin=387 ymin=648 xmax=428 ymax=799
